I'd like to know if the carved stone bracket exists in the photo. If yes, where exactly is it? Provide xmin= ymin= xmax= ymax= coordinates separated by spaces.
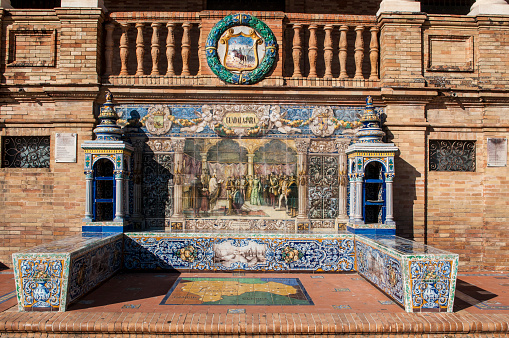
xmin=294 ymin=138 xmax=311 ymax=154
xmin=309 ymin=140 xmax=336 ymax=153
xmin=146 ymin=138 xmax=173 ymax=152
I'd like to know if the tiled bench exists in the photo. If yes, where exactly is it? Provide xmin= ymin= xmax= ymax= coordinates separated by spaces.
xmin=12 ymin=233 xmax=123 ymax=311
xmin=355 ymin=235 xmax=459 ymax=312
xmin=12 ymin=231 xmax=458 ymax=312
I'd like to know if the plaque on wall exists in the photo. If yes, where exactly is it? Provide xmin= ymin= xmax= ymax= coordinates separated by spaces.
xmin=487 ymin=138 xmax=507 ymax=167
xmin=55 ymin=133 xmax=77 ymax=163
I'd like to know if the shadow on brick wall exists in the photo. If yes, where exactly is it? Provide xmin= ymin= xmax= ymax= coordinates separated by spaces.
xmin=393 ymin=157 xmax=421 ymax=241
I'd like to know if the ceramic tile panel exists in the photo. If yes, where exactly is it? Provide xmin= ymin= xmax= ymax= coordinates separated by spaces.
xmin=355 ymin=235 xmax=459 ymax=313
xmin=355 ymin=239 xmax=404 ymax=305
xmin=67 ymin=235 xmax=123 ymax=306
xmin=13 ymin=255 xmax=69 ymax=311
xmin=13 ymin=233 xmax=123 ymax=311
xmin=124 ymin=232 xmax=355 ymax=272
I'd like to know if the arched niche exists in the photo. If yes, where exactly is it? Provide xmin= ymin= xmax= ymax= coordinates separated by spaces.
xmin=92 ymin=158 xmax=116 ymax=221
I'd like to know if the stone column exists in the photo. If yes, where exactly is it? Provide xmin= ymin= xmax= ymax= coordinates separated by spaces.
xmin=354 ymin=174 xmax=364 ymax=223
xmin=468 ymin=0 xmax=509 ymax=15
xmin=348 ymin=174 xmax=355 ymax=223
xmin=172 ymin=138 xmax=185 ymax=219
xmin=377 ymin=0 xmax=420 ymax=15
xmin=84 ymin=171 xmax=93 ymax=221
xmin=335 ymin=139 xmax=350 ymax=222
xmin=295 ymin=139 xmax=310 ymax=221
xmin=247 ymin=154 xmax=255 ymax=177
xmin=385 ymin=173 xmax=395 ymax=225
xmin=114 ymin=171 xmax=124 ymax=222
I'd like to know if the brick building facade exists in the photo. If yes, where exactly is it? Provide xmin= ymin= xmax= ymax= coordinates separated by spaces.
xmin=1 ymin=0 xmax=509 ymax=272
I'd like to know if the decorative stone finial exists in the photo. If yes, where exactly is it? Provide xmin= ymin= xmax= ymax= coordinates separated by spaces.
xmin=355 ymin=96 xmax=385 ymax=143
xmin=93 ymin=91 xmax=123 ymax=141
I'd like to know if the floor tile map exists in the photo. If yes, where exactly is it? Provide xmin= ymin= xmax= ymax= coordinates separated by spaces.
xmin=160 ymin=277 xmax=314 ymax=305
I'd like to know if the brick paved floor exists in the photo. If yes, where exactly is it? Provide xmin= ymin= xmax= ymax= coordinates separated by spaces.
xmin=2 ymin=270 xmax=509 ymax=336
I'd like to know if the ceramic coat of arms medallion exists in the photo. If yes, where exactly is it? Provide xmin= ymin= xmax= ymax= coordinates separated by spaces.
xmin=144 ymin=105 xmax=172 ymax=135
xmin=206 ymin=13 xmax=278 ymax=85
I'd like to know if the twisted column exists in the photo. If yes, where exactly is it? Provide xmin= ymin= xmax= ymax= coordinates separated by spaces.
xmin=119 ymin=23 xmax=130 ymax=76
xmin=166 ymin=23 xmax=176 ymax=76
xmin=151 ymin=23 xmax=161 ymax=76
xmin=181 ymin=22 xmax=191 ymax=76
xmin=292 ymin=24 xmax=303 ymax=77
xmin=324 ymin=25 xmax=333 ymax=79
xmin=369 ymin=26 xmax=379 ymax=81
xmin=338 ymin=25 xmax=348 ymax=79
xmin=308 ymin=25 xmax=318 ymax=78
xmin=354 ymin=26 xmax=365 ymax=80
xmin=135 ymin=23 xmax=145 ymax=76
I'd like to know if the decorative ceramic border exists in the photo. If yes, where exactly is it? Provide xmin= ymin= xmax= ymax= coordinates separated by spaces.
xmin=206 ymin=13 xmax=277 ymax=85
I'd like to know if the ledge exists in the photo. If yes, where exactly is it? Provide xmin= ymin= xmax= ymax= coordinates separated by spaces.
xmin=0 ymin=311 xmax=507 ymax=335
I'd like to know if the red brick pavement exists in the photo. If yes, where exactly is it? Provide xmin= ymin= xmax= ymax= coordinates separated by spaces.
xmin=1 ymin=270 xmax=509 ymax=336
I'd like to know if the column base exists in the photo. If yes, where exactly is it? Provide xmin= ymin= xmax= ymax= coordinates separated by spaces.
xmin=347 ymin=222 xmax=396 ymax=235
xmin=167 ymin=219 xmax=185 ymax=232
xmin=82 ymin=220 xmax=130 ymax=233
xmin=335 ymin=217 xmax=349 ymax=231
xmin=296 ymin=219 xmax=311 ymax=232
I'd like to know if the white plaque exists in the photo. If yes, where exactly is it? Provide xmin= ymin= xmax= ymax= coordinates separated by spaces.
xmin=487 ymin=138 xmax=507 ymax=167
xmin=55 ymin=133 xmax=77 ymax=163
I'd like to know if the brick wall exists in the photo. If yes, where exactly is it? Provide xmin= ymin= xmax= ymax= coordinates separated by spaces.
xmin=0 ymin=101 xmax=95 ymax=268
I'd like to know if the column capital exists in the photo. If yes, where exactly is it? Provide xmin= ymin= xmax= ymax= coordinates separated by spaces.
xmin=295 ymin=138 xmax=311 ymax=153
xmin=335 ymin=139 xmax=351 ymax=153
xmin=171 ymin=137 xmax=186 ymax=153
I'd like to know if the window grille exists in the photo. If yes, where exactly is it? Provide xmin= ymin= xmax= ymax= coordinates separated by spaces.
xmin=429 ymin=140 xmax=475 ymax=172
xmin=2 ymin=136 xmax=50 ymax=168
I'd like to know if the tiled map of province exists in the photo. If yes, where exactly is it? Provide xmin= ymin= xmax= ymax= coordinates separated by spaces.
xmin=160 ymin=277 xmax=314 ymax=305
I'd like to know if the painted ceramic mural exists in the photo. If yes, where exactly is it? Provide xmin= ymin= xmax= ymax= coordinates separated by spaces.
xmin=123 ymin=233 xmax=355 ymax=272
xmin=182 ymin=138 xmax=298 ymax=219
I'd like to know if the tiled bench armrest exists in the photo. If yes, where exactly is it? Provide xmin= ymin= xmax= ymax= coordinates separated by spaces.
xmin=12 ymin=233 xmax=123 ymax=312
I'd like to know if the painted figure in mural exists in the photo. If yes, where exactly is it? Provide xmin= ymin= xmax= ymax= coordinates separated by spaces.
xmin=208 ymin=172 xmax=222 ymax=210
xmin=278 ymin=175 xmax=289 ymax=210
xmin=250 ymin=175 xmax=262 ymax=205
xmin=287 ymin=175 xmax=298 ymax=217
xmin=201 ymin=184 xmax=210 ymax=215
xmin=269 ymin=173 xmax=278 ymax=207
xmin=240 ymin=175 xmax=247 ymax=199
xmin=232 ymin=181 xmax=244 ymax=213
xmin=225 ymin=178 xmax=235 ymax=215
xmin=262 ymin=175 xmax=270 ymax=205
xmin=246 ymin=175 xmax=253 ymax=201
xmin=190 ymin=175 xmax=203 ymax=217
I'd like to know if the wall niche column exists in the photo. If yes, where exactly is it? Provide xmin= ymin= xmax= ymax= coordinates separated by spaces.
xmin=171 ymin=138 xmax=186 ymax=222
xmin=335 ymin=139 xmax=350 ymax=227
xmin=295 ymin=139 xmax=310 ymax=230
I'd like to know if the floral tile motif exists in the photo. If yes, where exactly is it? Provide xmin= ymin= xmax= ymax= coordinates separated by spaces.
xmin=124 ymin=235 xmax=355 ymax=272
xmin=17 ymin=257 xmax=67 ymax=311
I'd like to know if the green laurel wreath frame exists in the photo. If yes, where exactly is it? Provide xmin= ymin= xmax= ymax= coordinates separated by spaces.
xmin=206 ymin=13 xmax=278 ymax=85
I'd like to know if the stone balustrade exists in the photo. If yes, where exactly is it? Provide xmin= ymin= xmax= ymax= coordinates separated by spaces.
xmin=104 ymin=12 xmax=379 ymax=87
